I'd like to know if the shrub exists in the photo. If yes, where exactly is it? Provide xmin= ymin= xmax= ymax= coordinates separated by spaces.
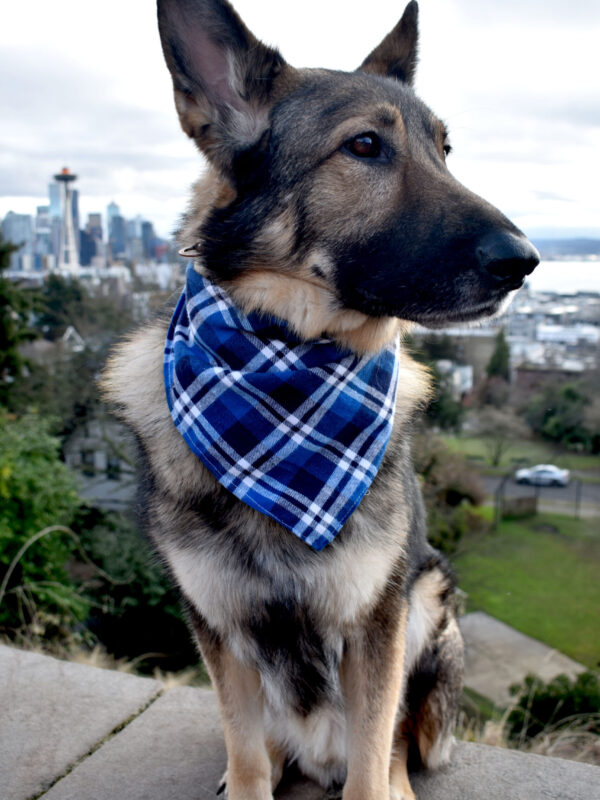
xmin=0 ymin=413 xmax=196 ymax=669
xmin=414 ymin=433 xmax=486 ymax=507
xmin=73 ymin=506 xmax=197 ymax=673
xmin=525 ymin=381 xmax=595 ymax=452
xmin=0 ymin=412 xmax=86 ymax=640
xmin=506 ymin=671 xmax=600 ymax=743
xmin=413 ymin=432 xmax=487 ymax=554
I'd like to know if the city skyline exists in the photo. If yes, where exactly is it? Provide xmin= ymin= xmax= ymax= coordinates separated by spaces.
xmin=2 ymin=163 xmax=600 ymax=293
xmin=1 ymin=170 xmax=166 ymax=272
xmin=1 ymin=0 xmax=600 ymax=245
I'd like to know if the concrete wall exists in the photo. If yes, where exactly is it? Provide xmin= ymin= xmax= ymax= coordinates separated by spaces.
xmin=2 ymin=645 xmax=598 ymax=800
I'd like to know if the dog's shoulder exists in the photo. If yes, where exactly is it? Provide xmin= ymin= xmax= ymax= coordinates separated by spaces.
xmin=101 ymin=318 xmax=207 ymax=499
xmin=102 ymin=319 xmax=166 ymax=420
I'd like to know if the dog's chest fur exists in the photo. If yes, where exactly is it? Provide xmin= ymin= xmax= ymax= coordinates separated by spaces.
xmin=107 ymin=317 xmax=430 ymax=649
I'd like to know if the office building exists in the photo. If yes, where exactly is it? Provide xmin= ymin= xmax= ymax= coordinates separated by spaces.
xmin=1 ymin=211 xmax=34 ymax=271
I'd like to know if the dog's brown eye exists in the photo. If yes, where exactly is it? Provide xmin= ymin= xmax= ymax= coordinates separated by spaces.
xmin=443 ymin=142 xmax=452 ymax=157
xmin=345 ymin=133 xmax=381 ymax=159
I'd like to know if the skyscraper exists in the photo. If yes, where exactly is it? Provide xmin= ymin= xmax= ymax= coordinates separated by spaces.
xmin=85 ymin=213 xmax=105 ymax=267
xmin=79 ymin=229 xmax=96 ymax=267
xmin=1 ymin=211 xmax=34 ymax=271
xmin=71 ymin=188 xmax=80 ymax=255
xmin=106 ymin=201 xmax=120 ymax=230
xmin=35 ymin=205 xmax=53 ymax=270
xmin=86 ymin=213 xmax=103 ymax=241
xmin=141 ymin=221 xmax=156 ymax=261
xmin=109 ymin=214 xmax=126 ymax=259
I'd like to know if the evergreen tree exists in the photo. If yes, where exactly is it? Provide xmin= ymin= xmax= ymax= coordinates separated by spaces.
xmin=526 ymin=381 xmax=593 ymax=451
xmin=486 ymin=328 xmax=510 ymax=382
xmin=406 ymin=333 xmax=464 ymax=431
xmin=0 ymin=232 xmax=39 ymax=406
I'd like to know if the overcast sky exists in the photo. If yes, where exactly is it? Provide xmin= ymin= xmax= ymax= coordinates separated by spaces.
xmin=1 ymin=0 xmax=599 ymax=243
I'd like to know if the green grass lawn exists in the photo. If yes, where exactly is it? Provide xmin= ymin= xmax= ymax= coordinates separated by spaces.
xmin=442 ymin=435 xmax=600 ymax=473
xmin=452 ymin=512 xmax=600 ymax=669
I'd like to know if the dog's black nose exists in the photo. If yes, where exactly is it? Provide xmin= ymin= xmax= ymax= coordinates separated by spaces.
xmin=477 ymin=231 xmax=540 ymax=284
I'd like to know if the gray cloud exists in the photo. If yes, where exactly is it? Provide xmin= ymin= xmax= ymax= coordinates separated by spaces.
xmin=0 ymin=47 xmax=192 ymax=198
xmin=478 ymin=93 xmax=600 ymax=129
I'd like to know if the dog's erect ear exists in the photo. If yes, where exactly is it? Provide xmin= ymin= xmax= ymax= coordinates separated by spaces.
xmin=157 ymin=0 xmax=288 ymax=166
xmin=358 ymin=0 xmax=419 ymax=86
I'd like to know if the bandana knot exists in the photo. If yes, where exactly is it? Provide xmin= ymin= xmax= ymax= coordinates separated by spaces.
xmin=164 ymin=266 xmax=399 ymax=550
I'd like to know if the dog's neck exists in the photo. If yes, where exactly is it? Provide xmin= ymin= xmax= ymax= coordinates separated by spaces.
xmin=192 ymin=263 xmax=402 ymax=356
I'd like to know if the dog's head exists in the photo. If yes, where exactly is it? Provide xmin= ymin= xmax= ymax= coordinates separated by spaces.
xmin=158 ymin=0 xmax=539 ymax=352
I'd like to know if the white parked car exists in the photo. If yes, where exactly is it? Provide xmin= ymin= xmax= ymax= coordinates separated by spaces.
xmin=514 ymin=464 xmax=570 ymax=487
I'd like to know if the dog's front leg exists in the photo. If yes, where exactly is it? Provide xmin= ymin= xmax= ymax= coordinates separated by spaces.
xmin=341 ymin=601 xmax=410 ymax=800
xmin=190 ymin=610 xmax=273 ymax=800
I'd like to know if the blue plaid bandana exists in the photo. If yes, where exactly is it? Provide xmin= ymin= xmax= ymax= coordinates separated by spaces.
xmin=164 ymin=266 xmax=399 ymax=550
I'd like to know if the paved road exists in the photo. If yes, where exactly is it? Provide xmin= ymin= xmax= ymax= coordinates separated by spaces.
xmin=482 ymin=474 xmax=600 ymax=510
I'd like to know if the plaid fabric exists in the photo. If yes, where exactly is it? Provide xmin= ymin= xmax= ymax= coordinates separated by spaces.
xmin=164 ymin=266 xmax=399 ymax=551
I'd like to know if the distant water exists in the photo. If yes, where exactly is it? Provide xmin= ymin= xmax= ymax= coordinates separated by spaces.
xmin=527 ymin=260 xmax=600 ymax=294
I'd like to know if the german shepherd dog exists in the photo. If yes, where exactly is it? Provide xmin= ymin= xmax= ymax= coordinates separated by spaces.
xmin=104 ymin=1 xmax=539 ymax=798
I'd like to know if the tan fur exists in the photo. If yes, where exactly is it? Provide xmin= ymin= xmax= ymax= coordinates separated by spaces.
xmin=203 ymin=647 xmax=272 ymax=800
xmin=411 ymin=616 xmax=462 ymax=770
xmin=404 ymin=566 xmax=451 ymax=676
xmin=341 ymin=604 xmax=409 ymax=800
xmin=390 ymin=738 xmax=416 ymax=800
xmin=301 ymin=112 xmax=407 ymax=245
xmin=229 ymin=269 xmax=402 ymax=354
xmin=265 ymin=739 xmax=286 ymax=792
xmin=400 ymin=573 xmax=463 ymax=772
xmin=101 ymin=324 xmax=212 ymax=502
xmin=179 ymin=166 xmax=237 ymax=249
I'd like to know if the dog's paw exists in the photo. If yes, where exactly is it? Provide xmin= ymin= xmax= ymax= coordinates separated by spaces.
xmin=390 ymin=787 xmax=416 ymax=800
xmin=216 ymin=771 xmax=275 ymax=800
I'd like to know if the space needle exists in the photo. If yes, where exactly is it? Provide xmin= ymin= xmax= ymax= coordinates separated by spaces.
xmin=54 ymin=167 xmax=80 ymax=274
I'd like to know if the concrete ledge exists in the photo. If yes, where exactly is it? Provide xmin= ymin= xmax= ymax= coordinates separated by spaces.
xmin=0 ymin=644 xmax=162 ymax=800
xmin=1 ymin=644 xmax=598 ymax=800
xmin=410 ymin=741 xmax=599 ymax=800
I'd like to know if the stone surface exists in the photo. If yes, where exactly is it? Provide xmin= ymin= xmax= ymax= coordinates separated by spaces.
xmin=411 ymin=741 xmax=600 ymax=800
xmin=2 ymin=644 xmax=599 ymax=800
xmin=41 ymin=687 xmax=323 ymax=800
xmin=0 ymin=644 xmax=162 ymax=800
xmin=42 ymin=686 xmax=226 ymax=800
xmin=459 ymin=612 xmax=586 ymax=706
